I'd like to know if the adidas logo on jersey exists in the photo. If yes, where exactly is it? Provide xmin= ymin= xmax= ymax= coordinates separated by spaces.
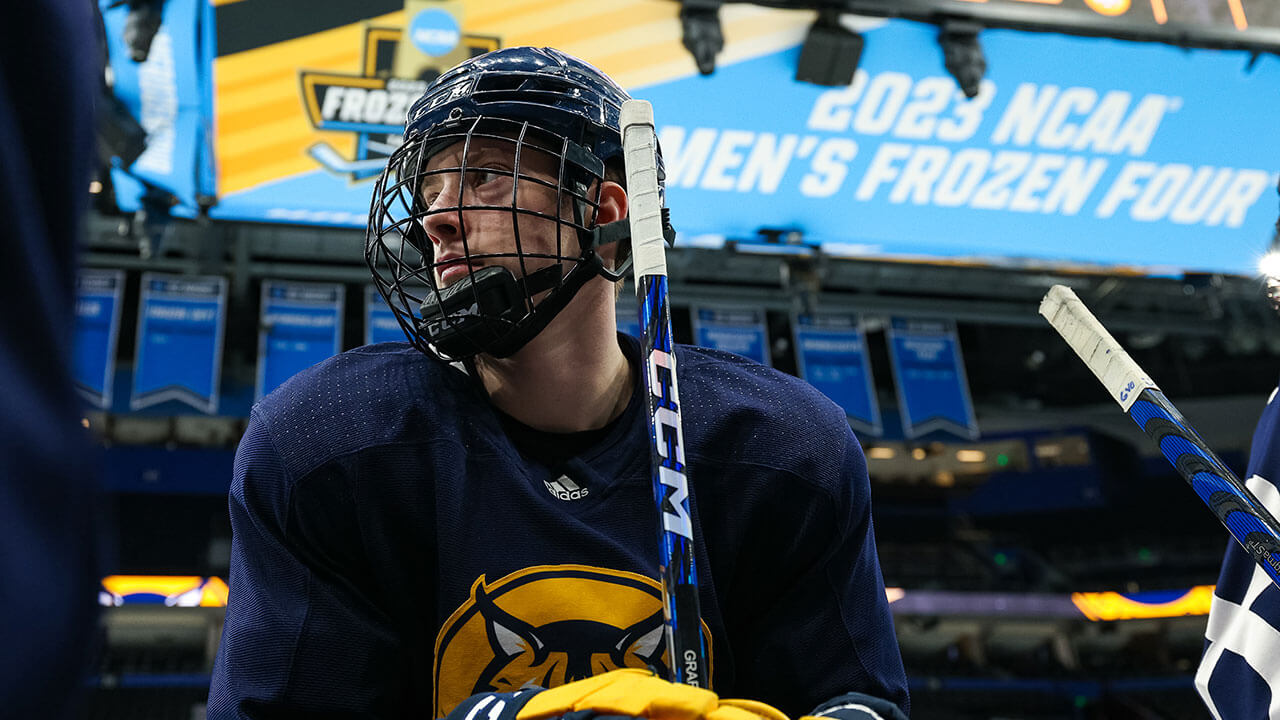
xmin=544 ymin=474 xmax=589 ymax=501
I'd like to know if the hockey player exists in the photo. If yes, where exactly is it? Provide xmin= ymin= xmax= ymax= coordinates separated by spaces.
xmin=209 ymin=47 xmax=909 ymax=720
xmin=1197 ymin=186 xmax=1280 ymax=718
xmin=1 ymin=2 xmax=102 ymax=718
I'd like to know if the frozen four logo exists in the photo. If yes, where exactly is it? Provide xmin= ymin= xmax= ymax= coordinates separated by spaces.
xmin=296 ymin=22 xmax=499 ymax=184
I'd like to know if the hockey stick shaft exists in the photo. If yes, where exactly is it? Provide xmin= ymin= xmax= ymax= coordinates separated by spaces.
xmin=621 ymin=99 xmax=708 ymax=687
xmin=1040 ymin=284 xmax=1280 ymax=589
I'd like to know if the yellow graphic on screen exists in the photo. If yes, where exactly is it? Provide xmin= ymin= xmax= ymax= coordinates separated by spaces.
xmin=100 ymin=575 xmax=229 ymax=607
xmin=293 ymin=22 xmax=497 ymax=185
xmin=1083 ymin=0 xmax=1131 ymax=16
xmin=1071 ymin=584 xmax=1213 ymax=621
xmin=213 ymin=0 xmax=814 ymax=197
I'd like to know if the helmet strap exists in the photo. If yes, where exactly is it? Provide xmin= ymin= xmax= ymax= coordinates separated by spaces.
xmin=581 ymin=211 xmax=677 ymax=283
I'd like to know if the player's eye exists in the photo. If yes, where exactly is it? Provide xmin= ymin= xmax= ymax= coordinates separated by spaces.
xmin=418 ymin=172 xmax=447 ymax=207
xmin=471 ymin=167 xmax=508 ymax=186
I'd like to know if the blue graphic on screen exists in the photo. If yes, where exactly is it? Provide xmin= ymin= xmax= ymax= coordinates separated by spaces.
xmin=887 ymin=317 xmax=978 ymax=439
xmin=616 ymin=302 xmax=642 ymax=338
xmin=637 ymin=23 xmax=1280 ymax=276
xmin=257 ymin=281 xmax=345 ymax=400
xmin=73 ymin=270 xmax=125 ymax=409
xmin=364 ymin=286 xmax=406 ymax=346
xmin=100 ymin=0 xmax=215 ymax=214
xmin=210 ymin=19 xmax=1280 ymax=276
xmin=408 ymin=8 xmax=461 ymax=56
xmin=693 ymin=307 xmax=770 ymax=365
xmin=794 ymin=314 xmax=881 ymax=435
xmin=132 ymin=274 xmax=226 ymax=413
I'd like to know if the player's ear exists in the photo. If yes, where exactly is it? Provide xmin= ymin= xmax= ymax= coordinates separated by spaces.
xmin=596 ymin=180 xmax=628 ymax=227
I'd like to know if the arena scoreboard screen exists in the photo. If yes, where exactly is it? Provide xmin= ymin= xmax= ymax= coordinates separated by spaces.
xmin=789 ymin=0 xmax=1280 ymax=52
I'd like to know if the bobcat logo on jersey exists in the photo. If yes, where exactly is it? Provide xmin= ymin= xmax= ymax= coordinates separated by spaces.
xmin=432 ymin=564 xmax=713 ymax=716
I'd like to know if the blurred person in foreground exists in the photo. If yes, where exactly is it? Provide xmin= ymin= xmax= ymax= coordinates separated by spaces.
xmin=209 ymin=47 xmax=909 ymax=720
xmin=1198 ymin=181 xmax=1280 ymax=718
xmin=0 ymin=0 xmax=102 ymax=718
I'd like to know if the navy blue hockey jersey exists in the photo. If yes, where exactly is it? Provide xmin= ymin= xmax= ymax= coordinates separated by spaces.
xmin=1198 ymin=384 xmax=1280 ymax=718
xmin=209 ymin=336 xmax=909 ymax=719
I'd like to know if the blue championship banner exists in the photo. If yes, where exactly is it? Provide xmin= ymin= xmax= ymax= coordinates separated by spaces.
xmin=794 ymin=313 xmax=882 ymax=436
xmin=132 ymin=273 xmax=227 ymax=413
xmin=692 ymin=307 xmax=770 ymax=366
xmin=256 ymin=281 xmax=345 ymax=400
xmin=616 ymin=301 xmax=641 ymax=339
xmin=886 ymin=318 xmax=979 ymax=439
xmin=73 ymin=270 xmax=126 ymax=409
xmin=365 ymin=286 xmax=405 ymax=346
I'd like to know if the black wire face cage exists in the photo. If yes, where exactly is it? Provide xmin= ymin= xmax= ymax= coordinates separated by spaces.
xmin=366 ymin=115 xmax=613 ymax=362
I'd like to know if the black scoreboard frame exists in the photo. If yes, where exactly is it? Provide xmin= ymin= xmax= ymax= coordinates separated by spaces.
xmin=729 ymin=0 xmax=1280 ymax=54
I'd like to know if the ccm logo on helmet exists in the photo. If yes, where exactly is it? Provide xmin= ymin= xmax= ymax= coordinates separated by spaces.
xmin=426 ymin=78 xmax=476 ymax=111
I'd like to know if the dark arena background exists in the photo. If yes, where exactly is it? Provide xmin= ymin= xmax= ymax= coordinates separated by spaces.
xmin=68 ymin=0 xmax=1280 ymax=718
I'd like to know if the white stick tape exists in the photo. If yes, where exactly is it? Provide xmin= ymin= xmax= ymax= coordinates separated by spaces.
xmin=1039 ymin=285 xmax=1158 ymax=412
xmin=620 ymin=99 xmax=667 ymax=281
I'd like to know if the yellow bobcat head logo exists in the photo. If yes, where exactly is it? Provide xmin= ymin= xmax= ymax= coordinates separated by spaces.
xmin=433 ymin=564 xmax=713 ymax=716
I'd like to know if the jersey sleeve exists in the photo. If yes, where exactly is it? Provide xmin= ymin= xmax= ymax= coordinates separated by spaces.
xmin=804 ymin=691 xmax=908 ymax=720
xmin=724 ymin=424 xmax=910 ymax=718
xmin=208 ymin=412 xmax=407 ymax=719
xmin=1197 ymin=386 xmax=1280 ymax=719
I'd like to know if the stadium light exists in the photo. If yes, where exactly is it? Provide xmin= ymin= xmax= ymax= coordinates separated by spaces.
xmin=115 ymin=0 xmax=167 ymax=62
xmin=939 ymin=20 xmax=986 ymax=99
xmin=796 ymin=11 xmax=864 ymax=87
xmin=680 ymin=0 xmax=724 ymax=75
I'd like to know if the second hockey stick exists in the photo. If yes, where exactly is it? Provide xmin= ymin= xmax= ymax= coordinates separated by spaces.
xmin=1040 ymin=284 xmax=1280 ymax=590
xmin=620 ymin=98 xmax=709 ymax=687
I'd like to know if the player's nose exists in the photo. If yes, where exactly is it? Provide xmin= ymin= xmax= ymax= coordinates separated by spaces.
xmin=420 ymin=179 xmax=463 ymax=244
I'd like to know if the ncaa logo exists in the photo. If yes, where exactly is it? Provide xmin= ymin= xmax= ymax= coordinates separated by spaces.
xmin=409 ymin=9 xmax=462 ymax=57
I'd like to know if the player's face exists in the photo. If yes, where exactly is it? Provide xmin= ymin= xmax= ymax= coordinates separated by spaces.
xmin=417 ymin=136 xmax=584 ymax=289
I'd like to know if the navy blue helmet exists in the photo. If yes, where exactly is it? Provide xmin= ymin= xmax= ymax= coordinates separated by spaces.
xmin=366 ymin=46 xmax=667 ymax=361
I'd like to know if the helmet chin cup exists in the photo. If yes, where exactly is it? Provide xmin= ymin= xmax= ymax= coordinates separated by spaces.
xmin=418 ymin=266 xmax=524 ymax=359
xmin=417 ymin=264 xmax=569 ymax=360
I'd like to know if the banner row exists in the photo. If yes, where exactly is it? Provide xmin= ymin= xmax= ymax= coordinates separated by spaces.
xmin=76 ymin=270 xmax=977 ymax=439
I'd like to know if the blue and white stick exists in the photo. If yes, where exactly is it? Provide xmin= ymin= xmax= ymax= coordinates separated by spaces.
xmin=1041 ymin=284 xmax=1280 ymax=589
xmin=621 ymin=99 xmax=708 ymax=687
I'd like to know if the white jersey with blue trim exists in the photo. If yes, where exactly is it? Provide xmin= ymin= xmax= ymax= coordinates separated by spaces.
xmin=1198 ymin=384 xmax=1280 ymax=718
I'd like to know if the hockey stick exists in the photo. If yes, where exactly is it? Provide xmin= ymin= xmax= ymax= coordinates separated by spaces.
xmin=1040 ymin=284 xmax=1280 ymax=590
xmin=620 ymin=99 xmax=709 ymax=687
